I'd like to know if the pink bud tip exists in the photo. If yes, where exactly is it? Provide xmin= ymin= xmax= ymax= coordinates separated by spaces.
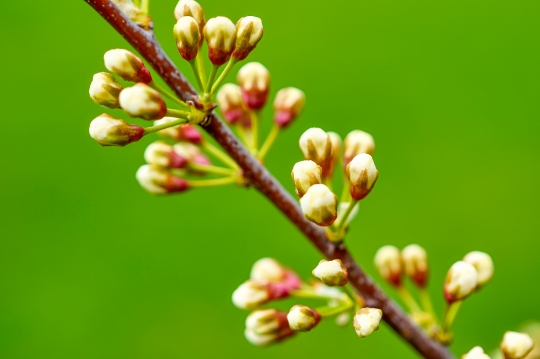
xmin=137 ymin=66 xmax=153 ymax=84
xmin=167 ymin=177 xmax=190 ymax=193
xmin=242 ymin=90 xmax=268 ymax=111
xmin=193 ymin=154 xmax=211 ymax=166
xmin=274 ymin=111 xmax=295 ymax=128
xmin=179 ymin=125 xmax=203 ymax=144
xmin=169 ymin=151 xmax=189 ymax=169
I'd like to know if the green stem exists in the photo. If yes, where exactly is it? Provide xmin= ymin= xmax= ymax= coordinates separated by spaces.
xmin=340 ymin=181 xmax=351 ymax=204
xmin=317 ymin=302 xmax=353 ymax=317
xmin=324 ymin=177 xmax=333 ymax=192
xmin=189 ymin=61 xmax=205 ymax=92
xmin=237 ymin=126 xmax=253 ymax=151
xmin=133 ymin=0 xmax=140 ymax=7
xmin=442 ymin=301 xmax=462 ymax=334
xmin=342 ymin=285 xmax=361 ymax=311
xmin=144 ymin=117 xmax=189 ymax=135
xmin=187 ymin=176 xmax=237 ymax=188
xmin=289 ymin=289 xmax=343 ymax=303
xmin=334 ymin=199 xmax=359 ymax=233
xmin=196 ymin=51 xmax=207 ymax=87
xmin=201 ymin=140 xmax=239 ymax=169
xmin=166 ymin=109 xmax=191 ymax=118
xmin=210 ymin=58 xmax=237 ymax=95
xmin=250 ymin=111 xmax=259 ymax=154
xmin=205 ymin=65 xmax=220 ymax=94
xmin=420 ymin=288 xmax=439 ymax=324
xmin=397 ymin=285 xmax=422 ymax=314
xmin=257 ymin=124 xmax=280 ymax=160
xmin=188 ymin=162 xmax=237 ymax=176
xmin=140 ymin=0 xmax=149 ymax=14
xmin=149 ymin=81 xmax=189 ymax=108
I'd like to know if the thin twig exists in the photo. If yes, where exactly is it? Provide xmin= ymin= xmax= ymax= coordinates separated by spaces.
xmin=83 ymin=1 xmax=454 ymax=358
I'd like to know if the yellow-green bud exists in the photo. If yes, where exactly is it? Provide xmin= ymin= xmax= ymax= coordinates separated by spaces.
xmin=89 ymin=72 xmax=123 ymax=109
xmin=204 ymin=17 xmax=236 ymax=65
xmin=232 ymin=16 xmax=263 ymax=61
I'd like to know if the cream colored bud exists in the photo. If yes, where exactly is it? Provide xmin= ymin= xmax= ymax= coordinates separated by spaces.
xmin=287 ymin=305 xmax=321 ymax=332
xmin=144 ymin=141 xmax=189 ymax=169
xmin=354 ymin=308 xmax=383 ymax=338
xmin=237 ymin=62 xmax=270 ymax=110
xmin=232 ymin=280 xmax=270 ymax=309
xmin=204 ymin=16 xmax=236 ymax=65
xmin=244 ymin=326 xmax=294 ymax=346
xmin=273 ymin=87 xmax=305 ymax=128
xmin=463 ymin=251 xmax=494 ymax=287
xmin=251 ymin=258 xmax=286 ymax=282
xmin=89 ymin=114 xmax=144 ymax=147
xmin=232 ymin=16 xmax=264 ymax=60
xmin=299 ymin=128 xmax=333 ymax=176
xmin=172 ymin=142 xmax=209 ymax=166
xmin=153 ymin=118 xmax=202 ymax=143
xmin=119 ymin=83 xmax=167 ymax=120
xmin=174 ymin=0 xmax=205 ymax=33
xmin=89 ymin=72 xmax=123 ymax=109
xmin=402 ymin=244 xmax=429 ymax=287
xmin=346 ymin=153 xmax=379 ymax=200
xmin=217 ymin=83 xmax=249 ymax=125
xmin=344 ymin=130 xmax=375 ymax=164
xmin=312 ymin=259 xmax=348 ymax=286
xmin=374 ymin=245 xmax=403 ymax=286
xmin=462 ymin=346 xmax=491 ymax=359
xmin=501 ymin=332 xmax=535 ymax=359
xmin=104 ymin=49 xmax=152 ymax=83
xmin=444 ymin=261 xmax=478 ymax=303
xmin=246 ymin=309 xmax=286 ymax=335
xmin=135 ymin=164 xmax=189 ymax=194
xmin=174 ymin=16 xmax=200 ymax=61
xmin=300 ymin=184 xmax=338 ymax=226
xmin=291 ymin=160 xmax=322 ymax=197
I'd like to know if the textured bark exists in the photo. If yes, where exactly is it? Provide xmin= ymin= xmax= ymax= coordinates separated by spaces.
xmin=83 ymin=1 xmax=454 ymax=358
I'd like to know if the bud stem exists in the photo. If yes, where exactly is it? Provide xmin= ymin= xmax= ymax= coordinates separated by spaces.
xmin=317 ymin=302 xmax=353 ymax=317
xmin=188 ymin=61 xmax=205 ymax=92
xmin=442 ymin=301 xmax=462 ymax=335
xmin=196 ymin=52 xmax=207 ymax=88
xmin=149 ymin=81 xmax=189 ymax=108
xmin=187 ymin=176 xmax=238 ymax=188
xmin=166 ymin=109 xmax=191 ymax=118
xmin=332 ymin=199 xmax=359 ymax=235
xmin=340 ymin=181 xmax=352 ymax=204
xmin=257 ymin=124 xmax=280 ymax=160
xmin=249 ymin=111 xmax=260 ymax=154
xmin=205 ymin=65 xmax=220 ymax=94
xmin=290 ymin=288 xmax=348 ymax=303
xmin=188 ymin=162 xmax=237 ymax=176
xmin=397 ymin=285 xmax=422 ymax=314
xmin=210 ymin=58 xmax=237 ymax=96
xmin=343 ymin=285 xmax=362 ymax=311
xmin=143 ymin=117 xmax=189 ymax=135
xmin=140 ymin=0 xmax=149 ymax=14
xmin=420 ymin=288 xmax=439 ymax=325
xmin=201 ymin=139 xmax=240 ymax=169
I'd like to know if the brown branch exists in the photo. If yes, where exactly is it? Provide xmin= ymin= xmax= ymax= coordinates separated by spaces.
xmin=83 ymin=1 xmax=454 ymax=358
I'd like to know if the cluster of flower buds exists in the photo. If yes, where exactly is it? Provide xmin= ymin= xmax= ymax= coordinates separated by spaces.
xmin=244 ymin=309 xmax=295 ymax=346
xmin=444 ymin=251 xmax=494 ymax=303
xmin=462 ymin=330 xmax=535 ymax=359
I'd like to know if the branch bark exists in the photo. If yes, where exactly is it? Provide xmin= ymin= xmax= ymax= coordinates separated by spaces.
xmin=83 ymin=1 xmax=454 ymax=358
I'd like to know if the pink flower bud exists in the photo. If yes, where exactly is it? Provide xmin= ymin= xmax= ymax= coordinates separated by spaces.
xmin=374 ymin=245 xmax=402 ymax=287
xmin=402 ymin=244 xmax=429 ymax=288
xmin=203 ymin=17 xmax=236 ymax=65
xmin=173 ymin=142 xmax=211 ymax=168
xmin=273 ymin=87 xmax=305 ymax=128
xmin=89 ymin=114 xmax=144 ymax=147
xmin=153 ymin=118 xmax=203 ymax=144
xmin=104 ymin=49 xmax=152 ymax=83
xmin=135 ymin=165 xmax=190 ymax=194
xmin=217 ymin=84 xmax=250 ymax=125
xmin=144 ymin=141 xmax=188 ymax=169
xmin=237 ymin=62 xmax=270 ymax=110
xmin=119 ymin=83 xmax=167 ymax=120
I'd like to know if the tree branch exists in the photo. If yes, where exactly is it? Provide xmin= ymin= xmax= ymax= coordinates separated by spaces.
xmin=83 ymin=1 xmax=454 ymax=358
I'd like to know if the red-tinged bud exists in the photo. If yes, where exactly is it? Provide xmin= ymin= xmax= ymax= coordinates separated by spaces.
xmin=237 ymin=62 xmax=270 ymax=110
xmin=402 ymin=244 xmax=429 ymax=288
xmin=299 ymin=128 xmax=333 ymax=177
xmin=89 ymin=114 xmax=144 ymax=147
xmin=119 ymin=83 xmax=167 ymax=120
xmin=174 ymin=16 xmax=200 ymax=61
xmin=173 ymin=142 xmax=211 ymax=168
xmin=135 ymin=164 xmax=190 ymax=194
xmin=346 ymin=153 xmax=379 ymax=201
xmin=204 ymin=17 xmax=236 ymax=65
xmin=153 ymin=118 xmax=203 ymax=144
xmin=144 ymin=141 xmax=188 ymax=169
xmin=273 ymin=87 xmax=305 ymax=128
xmin=232 ymin=16 xmax=263 ymax=61
xmin=217 ymin=83 xmax=250 ymax=125
xmin=344 ymin=130 xmax=375 ymax=165
xmin=374 ymin=245 xmax=403 ymax=287
xmin=444 ymin=261 xmax=478 ymax=303
xmin=89 ymin=72 xmax=123 ymax=109
xmin=174 ymin=0 xmax=205 ymax=40
xmin=232 ymin=279 xmax=295 ymax=309
xmin=104 ymin=49 xmax=152 ymax=83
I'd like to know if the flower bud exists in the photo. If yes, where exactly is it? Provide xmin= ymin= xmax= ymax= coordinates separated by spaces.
xmin=246 ymin=309 xmax=288 ymax=335
xmin=250 ymin=258 xmax=301 ymax=292
xmin=300 ymin=184 xmax=338 ymax=226
xmin=174 ymin=16 xmax=200 ymax=61
xmin=501 ymin=332 xmax=535 ymax=359
xmin=173 ymin=142 xmax=210 ymax=166
xmin=89 ymin=72 xmax=123 ymax=109
xmin=135 ymin=164 xmax=189 ymax=194
xmin=174 ymin=0 xmax=205 ymax=35
xmin=203 ymin=17 xmax=236 ymax=65
xmin=89 ymin=114 xmax=144 ymax=147
xmin=244 ymin=326 xmax=294 ymax=346
xmin=312 ymin=259 xmax=348 ymax=287
xmin=232 ymin=279 xmax=294 ymax=310
xmin=327 ymin=131 xmax=343 ymax=177
xmin=237 ymin=62 xmax=270 ymax=110
xmin=402 ymin=244 xmax=429 ymax=287
xmin=299 ymin=128 xmax=333 ymax=176
xmin=273 ymin=87 xmax=305 ymax=128
xmin=344 ymin=130 xmax=375 ymax=164
xmin=353 ymin=308 xmax=383 ymax=338
xmin=287 ymin=305 xmax=321 ymax=332
xmin=153 ymin=118 xmax=202 ymax=143
xmin=217 ymin=84 xmax=250 ymax=125
xmin=232 ymin=16 xmax=264 ymax=61
xmin=144 ymin=141 xmax=188 ymax=169
xmin=462 ymin=346 xmax=491 ymax=359
xmin=444 ymin=261 xmax=478 ymax=303
xmin=374 ymin=245 xmax=402 ymax=286
xmin=119 ymin=83 xmax=167 ymax=120
xmin=291 ymin=160 xmax=322 ymax=197
xmin=463 ymin=251 xmax=494 ymax=287
xmin=346 ymin=153 xmax=379 ymax=200
xmin=104 ymin=49 xmax=152 ymax=83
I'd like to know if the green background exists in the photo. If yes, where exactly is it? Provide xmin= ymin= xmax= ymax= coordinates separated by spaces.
xmin=1 ymin=0 xmax=539 ymax=358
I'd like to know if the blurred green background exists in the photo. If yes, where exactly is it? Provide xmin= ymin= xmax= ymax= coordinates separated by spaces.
xmin=1 ymin=0 xmax=539 ymax=358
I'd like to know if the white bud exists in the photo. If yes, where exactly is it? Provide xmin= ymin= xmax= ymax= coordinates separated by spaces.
xmin=144 ymin=141 xmax=188 ymax=169
xmin=287 ymin=305 xmax=321 ymax=332
xmin=172 ymin=142 xmax=210 ymax=166
xmin=312 ymin=259 xmax=348 ymax=286
xmin=237 ymin=62 xmax=270 ymax=110
xmin=89 ymin=72 xmax=123 ymax=109
xmin=217 ymin=83 xmax=249 ymax=125
xmin=463 ymin=251 xmax=494 ymax=287
xmin=173 ymin=16 xmax=200 ymax=61
xmin=174 ymin=0 xmax=205 ymax=33
xmin=244 ymin=326 xmax=294 ymax=346
xmin=89 ymin=114 xmax=144 ymax=147
xmin=344 ymin=130 xmax=375 ymax=164
xmin=462 ymin=346 xmax=491 ymax=359
xmin=250 ymin=258 xmax=286 ymax=282
xmin=273 ymin=87 xmax=305 ymax=128
xmin=501 ymin=332 xmax=535 ymax=359
xmin=104 ymin=49 xmax=152 ymax=83
xmin=135 ymin=164 xmax=189 ymax=194
xmin=444 ymin=261 xmax=478 ymax=303
xmin=203 ymin=17 xmax=236 ymax=65
xmin=153 ymin=118 xmax=203 ymax=143
xmin=291 ymin=160 xmax=322 ymax=197
xmin=353 ymin=308 xmax=383 ymax=338
xmin=346 ymin=153 xmax=379 ymax=200
xmin=246 ymin=309 xmax=285 ymax=335
xmin=232 ymin=280 xmax=270 ymax=309
xmin=374 ymin=245 xmax=403 ymax=286
xmin=299 ymin=128 xmax=333 ymax=176
xmin=402 ymin=244 xmax=429 ymax=287
xmin=119 ymin=83 xmax=167 ymax=120
xmin=300 ymin=184 xmax=338 ymax=226
xmin=233 ymin=16 xmax=264 ymax=60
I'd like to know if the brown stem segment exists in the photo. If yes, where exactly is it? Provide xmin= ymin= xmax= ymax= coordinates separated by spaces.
xmin=83 ymin=1 xmax=453 ymax=358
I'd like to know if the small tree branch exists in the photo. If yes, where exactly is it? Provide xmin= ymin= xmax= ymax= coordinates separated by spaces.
xmin=83 ymin=1 xmax=454 ymax=358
